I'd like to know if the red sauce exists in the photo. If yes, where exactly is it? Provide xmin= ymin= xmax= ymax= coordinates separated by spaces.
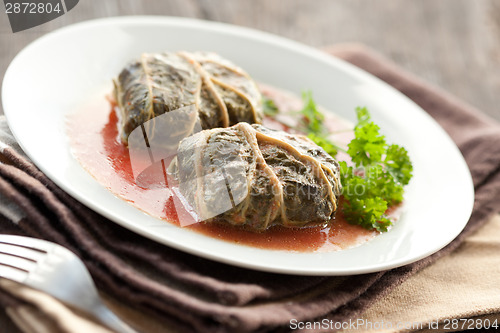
xmin=67 ymin=98 xmax=384 ymax=252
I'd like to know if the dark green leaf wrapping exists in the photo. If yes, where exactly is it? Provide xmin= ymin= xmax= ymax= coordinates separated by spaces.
xmin=113 ymin=52 xmax=263 ymax=144
xmin=169 ymin=123 xmax=342 ymax=231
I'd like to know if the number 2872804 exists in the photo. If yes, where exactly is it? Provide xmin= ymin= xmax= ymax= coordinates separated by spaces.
xmin=5 ymin=2 xmax=62 ymax=14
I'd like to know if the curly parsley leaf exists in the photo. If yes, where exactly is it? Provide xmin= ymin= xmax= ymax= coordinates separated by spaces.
xmin=347 ymin=108 xmax=386 ymax=166
xmin=384 ymin=144 xmax=413 ymax=185
xmin=340 ymin=162 xmax=394 ymax=232
xmin=343 ymin=196 xmax=391 ymax=232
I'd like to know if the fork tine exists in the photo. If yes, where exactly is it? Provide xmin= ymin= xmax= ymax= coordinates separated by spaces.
xmin=0 ymin=235 xmax=55 ymax=253
xmin=0 ymin=264 xmax=29 ymax=283
xmin=0 ymin=243 xmax=46 ymax=263
xmin=0 ymin=237 xmax=49 ymax=280
xmin=0 ymin=252 xmax=36 ymax=272
xmin=0 ymin=235 xmax=138 ymax=333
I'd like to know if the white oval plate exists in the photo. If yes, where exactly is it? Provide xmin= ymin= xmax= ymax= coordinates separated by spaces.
xmin=2 ymin=17 xmax=474 ymax=275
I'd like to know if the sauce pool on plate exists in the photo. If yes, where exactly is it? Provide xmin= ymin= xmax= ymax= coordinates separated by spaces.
xmin=67 ymin=97 xmax=381 ymax=252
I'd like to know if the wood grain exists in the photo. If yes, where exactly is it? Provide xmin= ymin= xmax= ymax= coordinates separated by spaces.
xmin=1 ymin=0 xmax=499 ymax=120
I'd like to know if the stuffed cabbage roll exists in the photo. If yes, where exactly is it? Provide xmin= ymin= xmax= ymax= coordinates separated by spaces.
xmin=113 ymin=51 xmax=263 ymax=144
xmin=168 ymin=123 xmax=342 ymax=230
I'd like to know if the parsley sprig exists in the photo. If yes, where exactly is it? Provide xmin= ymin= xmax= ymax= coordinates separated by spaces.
xmin=340 ymin=107 xmax=412 ymax=231
xmin=263 ymin=93 xmax=413 ymax=232
xmin=297 ymin=92 xmax=344 ymax=157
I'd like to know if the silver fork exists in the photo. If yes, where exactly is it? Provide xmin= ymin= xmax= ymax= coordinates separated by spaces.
xmin=0 ymin=234 xmax=138 ymax=333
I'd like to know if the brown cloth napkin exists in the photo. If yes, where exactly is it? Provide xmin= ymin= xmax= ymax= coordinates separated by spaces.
xmin=1 ymin=44 xmax=500 ymax=333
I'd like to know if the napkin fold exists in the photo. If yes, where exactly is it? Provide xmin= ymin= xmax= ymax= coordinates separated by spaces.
xmin=1 ymin=44 xmax=500 ymax=333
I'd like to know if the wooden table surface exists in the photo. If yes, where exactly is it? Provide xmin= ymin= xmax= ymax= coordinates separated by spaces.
xmin=0 ymin=0 xmax=499 ymax=331
xmin=1 ymin=0 xmax=499 ymax=121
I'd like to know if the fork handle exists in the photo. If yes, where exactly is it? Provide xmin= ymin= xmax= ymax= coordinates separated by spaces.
xmin=92 ymin=303 xmax=139 ymax=333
